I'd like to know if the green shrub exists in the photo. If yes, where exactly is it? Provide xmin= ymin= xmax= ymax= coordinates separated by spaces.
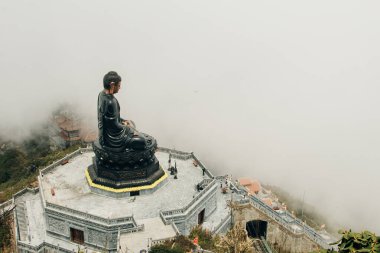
xmin=0 ymin=143 xmax=81 ymax=203
xmin=149 ymin=244 xmax=184 ymax=253
xmin=311 ymin=230 xmax=380 ymax=253
xmin=149 ymin=235 xmax=195 ymax=253
xmin=189 ymin=225 xmax=215 ymax=250
xmin=0 ymin=212 xmax=12 ymax=250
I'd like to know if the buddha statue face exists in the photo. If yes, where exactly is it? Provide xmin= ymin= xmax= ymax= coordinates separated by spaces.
xmin=103 ymin=71 xmax=122 ymax=95
xmin=109 ymin=81 xmax=121 ymax=94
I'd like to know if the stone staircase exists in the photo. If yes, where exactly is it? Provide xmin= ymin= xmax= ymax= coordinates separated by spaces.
xmin=253 ymin=239 xmax=266 ymax=253
xmin=252 ymin=238 xmax=274 ymax=253
xmin=231 ymin=180 xmax=331 ymax=249
xmin=16 ymin=202 xmax=28 ymax=241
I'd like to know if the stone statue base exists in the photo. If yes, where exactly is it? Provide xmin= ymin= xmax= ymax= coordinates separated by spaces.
xmin=87 ymin=157 xmax=165 ymax=189
xmin=87 ymin=139 xmax=166 ymax=193
xmin=85 ymin=165 xmax=167 ymax=198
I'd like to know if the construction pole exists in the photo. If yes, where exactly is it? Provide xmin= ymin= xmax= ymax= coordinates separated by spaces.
xmin=301 ymin=191 xmax=305 ymax=221
xmin=230 ymin=190 xmax=233 ymax=229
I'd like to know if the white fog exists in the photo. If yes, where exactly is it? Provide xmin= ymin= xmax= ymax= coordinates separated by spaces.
xmin=0 ymin=0 xmax=379 ymax=233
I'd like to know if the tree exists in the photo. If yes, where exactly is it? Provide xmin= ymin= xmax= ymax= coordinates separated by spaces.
xmin=0 ymin=206 xmax=14 ymax=251
xmin=312 ymin=230 xmax=380 ymax=253
xmin=214 ymin=222 xmax=254 ymax=253
xmin=23 ymin=131 xmax=51 ymax=158
xmin=149 ymin=235 xmax=195 ymax=253
xmin=189 ymin=226 xmax=215 ymax=250
xmin=149 ymin=244 xmax=184 ymax=253
xmin=0 ymin=148 xmax=27 ymax=184
xmin=0 ymin=171 xmax=10 ymax=184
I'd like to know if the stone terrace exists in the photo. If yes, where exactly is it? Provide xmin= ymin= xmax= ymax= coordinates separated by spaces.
xmin=41 ymin=150 xmax=209 ymax=220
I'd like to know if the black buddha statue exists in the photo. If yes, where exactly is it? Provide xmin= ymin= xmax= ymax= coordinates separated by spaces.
xmin=97 ymin=73 xmax=147 ymax=151
xmin=88 ymin=71 xmax=164 ymax=189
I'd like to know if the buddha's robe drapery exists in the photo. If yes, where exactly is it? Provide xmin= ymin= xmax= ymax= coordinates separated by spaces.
xmin=97 ymin=91 xmax=132 ymax=151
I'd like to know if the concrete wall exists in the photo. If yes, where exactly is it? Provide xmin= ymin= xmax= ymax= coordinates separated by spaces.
xmin=45 ymin=212 xmax=121 ymax=250
xmin=183 ymin=190 xmax=217 ymax=235
xmin=234 ymin=205 xmax=321 ymax=253
xmin=172 ymin=187 xmax=218 ymax=235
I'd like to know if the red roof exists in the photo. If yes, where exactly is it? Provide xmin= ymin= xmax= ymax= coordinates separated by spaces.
xmin=60 ymin=132 xmax=81 ymax=141
xmin=262 ymin=198 xmax=273 ymax=206
xmin=238 ymin=178 xmax=262 ymax=194
xmin=80 ymin=130 xmax=97 ymax=143
xmin=59 ymin=120 xmax=80 ymax=132
xmin=238 ymin=178 xmax=252 ymax=186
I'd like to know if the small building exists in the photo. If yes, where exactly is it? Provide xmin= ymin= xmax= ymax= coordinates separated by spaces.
xmin=238 ymin=178 xmax=262 ymax=195
xmin=50 ymin=114 xmax=97 ymax=149
xmin=57 ymin=117 xmax=81 ymax=147
xmin=79 ymin=128 xmax=97 ymax=147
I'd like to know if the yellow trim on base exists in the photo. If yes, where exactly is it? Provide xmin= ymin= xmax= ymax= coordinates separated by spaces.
xmin=85 ymin=167 xmax=168 ymax=193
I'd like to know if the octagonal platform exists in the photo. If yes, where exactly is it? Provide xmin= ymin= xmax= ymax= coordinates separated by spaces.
xmin=12 ymin=147 xmax=235 ymax=253
xmin=41 ymin=150 xmax=210 ymax=220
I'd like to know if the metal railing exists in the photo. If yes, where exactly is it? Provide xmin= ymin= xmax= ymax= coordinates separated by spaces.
xmin=157 ymin=147 xmax=193 ymax=160
xmin=191 ymin=153 xmax=214 ymax=178
xmin=157 ymin=147 xmax=215 ymax=179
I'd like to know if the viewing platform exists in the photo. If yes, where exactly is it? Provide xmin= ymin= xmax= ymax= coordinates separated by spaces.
xmin=6 ymin=147 xmax=334 ymax=253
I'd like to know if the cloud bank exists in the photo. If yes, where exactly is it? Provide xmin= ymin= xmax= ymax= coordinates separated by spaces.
xmin=0 ymin=0 xmax=379 ymax=233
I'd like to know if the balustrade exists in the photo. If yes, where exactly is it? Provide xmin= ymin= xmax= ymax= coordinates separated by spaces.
xmin=230 ymin=181 xmax=330 ymax=249
xmin=40 ymin=148 xmax=92 ymax=176
xmin=46 ymin=202 xmax=135 ymax=228
xmin=157 ymin=147 xmax=193 ymax=160
xmin=161 ymin=181 xmax=217 ymax=223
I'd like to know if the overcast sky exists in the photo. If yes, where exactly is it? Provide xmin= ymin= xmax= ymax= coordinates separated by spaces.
xmin=1 ymin=0 xmax=379 ymax=233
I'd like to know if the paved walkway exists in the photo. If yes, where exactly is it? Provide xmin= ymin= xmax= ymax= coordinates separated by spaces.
xmin=119 ymin=217 xmax=176 ymax=253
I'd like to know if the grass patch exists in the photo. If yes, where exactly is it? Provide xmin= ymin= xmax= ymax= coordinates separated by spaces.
xmin=0 ymin=144 xmax=81 ymax=203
